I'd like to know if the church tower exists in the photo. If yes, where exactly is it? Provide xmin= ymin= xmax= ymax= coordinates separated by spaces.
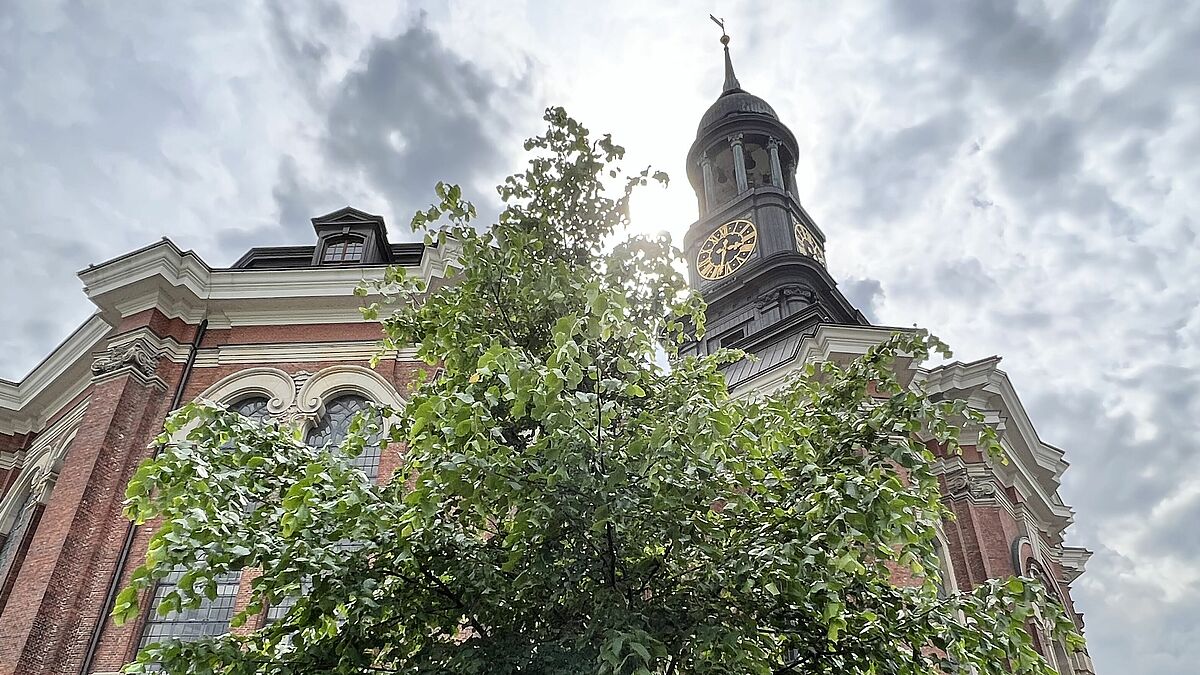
xmin=684 ymin=32 xmax=867 ymax=387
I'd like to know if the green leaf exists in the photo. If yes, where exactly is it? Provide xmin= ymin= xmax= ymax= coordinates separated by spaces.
xmin=109 ymin=107 xmax=1084 ymax=675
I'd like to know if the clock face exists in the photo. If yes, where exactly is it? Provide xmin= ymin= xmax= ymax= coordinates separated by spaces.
xmin=794 ymin=221 xmax=826 ymax=264
xmin=697 ymin=219 xmax=758 ymax=280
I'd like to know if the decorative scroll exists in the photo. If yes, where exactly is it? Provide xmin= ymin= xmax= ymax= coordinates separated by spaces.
xmin=90 ymin=338 xmax=161 ymax=378
xmin=946 ymin=470 xmax=998 ymax=500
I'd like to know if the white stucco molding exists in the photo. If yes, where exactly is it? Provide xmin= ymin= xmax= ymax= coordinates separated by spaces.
xmin=77 ymin=237 xmax=460 ymax=330
xmin=192 ymin=341 xmax=417 ymax=367
xmin=0 ymin=316 xmax=110 ymax=435
xmin=296 ymin=365 xmax=407 ymax=414
xmin=0 ymin=401 xmax=86 ymax=531
xmin=195 ymin=367 xmax=297 ymax=415
xmin=729 ymin=323 xmax=1078 ymax=552
xmin=1057 ymin=545 xmax=1093 ymax=584
xmin=918 ymin=358 xmax=1075 ymax=543
xmin=1 ymin=235 xmax=446 ymax=435
xmin=933 ymin=524 xmax=961 ymax=593
xmin=732 ymin=324 xmax=906 ymax=397
xmin=187 ymin=365 xmax=406 ymax=435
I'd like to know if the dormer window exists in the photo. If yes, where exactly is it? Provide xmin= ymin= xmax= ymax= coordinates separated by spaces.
xmin=321 ymin=235 xmax=365 ymax=264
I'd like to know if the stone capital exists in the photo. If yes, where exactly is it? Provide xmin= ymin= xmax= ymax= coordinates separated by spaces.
xmin=89 ymin=337 xmax=163 ymax=385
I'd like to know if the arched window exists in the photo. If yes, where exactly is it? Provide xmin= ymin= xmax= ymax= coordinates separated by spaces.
xmin=267 ymin=394 xmax=382 ymax=624
xmin=1051 ymin=639 xmax=1075 ymax=675
xmin=743 ymin=141 xmax=773 ymax=189
xmin=135 ymin=399 xmax=267 ymax=655
xmin=306 ymin=394 xmax=382 ymax=480
xmin=0 ymin=486 xmax=36 ymax=590
xmin=932 ymin=536 xmax=959 ymax=598
xmin=1026 ymin=559 xmax=1075 ymax=674
xmin=709 ymin=144 xmax=739 ymax=206
xmin=229 ymin=395 xmax=270 ymax=421
xmin=321 ymin=235 xmax=365 ymax=264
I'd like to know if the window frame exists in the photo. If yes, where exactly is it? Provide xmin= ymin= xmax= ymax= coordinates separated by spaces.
xmin=320 ymin=235 xmax=367 ymax=264
xmin=304 ymin=393 xmax=384 ymax=480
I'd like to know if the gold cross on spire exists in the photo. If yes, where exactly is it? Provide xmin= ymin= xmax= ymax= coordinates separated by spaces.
xmin=709 ymin=15 xmax=740 ymax=91
xmin=709 ymin=14 xmax=730 ymax=45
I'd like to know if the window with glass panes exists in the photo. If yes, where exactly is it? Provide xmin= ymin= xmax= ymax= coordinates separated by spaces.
xmin=137 ymin=568 xmax=241 ymax=650
xmin=321 ymin=237 xmax=365 ymax=263
xmin=0 ymin=486 xmax=36 ymax=586
xmin=305 ymin=394 xmax=382 ymax=480
xmin=229 ymin=395 xmax=270 ymax=421
xmin=265 ymin=578 xmax=310 ymax=624
xmin=134 ymin=396 xmax=269 ymax=654
xmin=268 ymin=395 xmax=380 ymax=623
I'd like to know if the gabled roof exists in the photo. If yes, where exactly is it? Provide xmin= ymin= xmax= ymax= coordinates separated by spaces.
xmin=311 ymin=206 xmax=387 ymax=230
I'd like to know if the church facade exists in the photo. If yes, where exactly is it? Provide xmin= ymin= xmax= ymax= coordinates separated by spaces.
xmin=0 ymin=42 xmax=1093 ymax=675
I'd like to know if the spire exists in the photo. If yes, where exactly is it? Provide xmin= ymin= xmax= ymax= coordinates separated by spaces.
xmin=710 ymin=14 xmax=742 ymax=93
xmin=722 ymin=38 xmax=741 ymax=92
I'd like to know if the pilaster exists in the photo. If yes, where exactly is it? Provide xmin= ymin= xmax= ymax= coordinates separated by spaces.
xmin=0 ymin=322 xmax=191 ymax=675
xmin=700 ymin=153 xmax=716 ymax=214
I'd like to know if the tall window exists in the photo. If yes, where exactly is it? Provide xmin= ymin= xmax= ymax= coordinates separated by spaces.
xmin=0 ymin=486 xmax=36 ymax=588
xmin=306 ymin=394 xmax=382 ymax=480
xmin=933 ymin=538 xmax=957 ymax=598
xmin=135 ymin=398 xmax=269 ymax=655
xmin=268 ymin=395 xmax=381 ymax=624
xmin=321 ymin=236 xmax=365 ymax=264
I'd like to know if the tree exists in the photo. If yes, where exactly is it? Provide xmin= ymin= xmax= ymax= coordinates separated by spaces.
xmin=115 ymin=108 xmax=1083 ymax=674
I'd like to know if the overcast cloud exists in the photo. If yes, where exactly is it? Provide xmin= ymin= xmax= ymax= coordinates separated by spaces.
xmin=1 ymin=1 xmax=1197 ymax=671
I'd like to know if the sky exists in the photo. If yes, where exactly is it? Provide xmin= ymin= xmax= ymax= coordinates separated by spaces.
xmin=1 ymin=0 xmax=1197 ymax=671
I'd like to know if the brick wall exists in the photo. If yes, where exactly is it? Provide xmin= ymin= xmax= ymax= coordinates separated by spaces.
xmin=83 ymin=319 xmax=433 ymax=674
xmin=0 ymin=359 xmax=183 ymax=675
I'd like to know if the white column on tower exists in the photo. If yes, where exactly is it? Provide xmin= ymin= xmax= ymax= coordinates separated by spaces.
xmin=700 ymin=152 xmax=716 ymax=213
xmin=767 ymin=136 xmax=784 ymax=189
xmin=729 ymin=133 xmax=749 ymax=193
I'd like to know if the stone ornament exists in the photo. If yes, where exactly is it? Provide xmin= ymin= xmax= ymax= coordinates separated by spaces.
xmin=194 ymin=364 xmax=407 ymax=433
xmin=90 ymin=338 xmax=161 ymax=378
xmin=946 ymin=470 xmax=998 ymax=501
xmin=754 ymin=283 xmax=816 ymax=310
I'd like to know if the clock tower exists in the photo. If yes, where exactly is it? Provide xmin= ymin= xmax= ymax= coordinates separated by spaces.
xmin=683 ymin=33 xmax=867 ymax=387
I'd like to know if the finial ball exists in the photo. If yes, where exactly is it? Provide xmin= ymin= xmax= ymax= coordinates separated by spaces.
xmin=720 ymin=34 xmax=730 ymax=46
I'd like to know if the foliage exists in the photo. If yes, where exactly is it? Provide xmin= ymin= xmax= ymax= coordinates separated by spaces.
xmin=116 ymin=107 xmax=1083 ymax=674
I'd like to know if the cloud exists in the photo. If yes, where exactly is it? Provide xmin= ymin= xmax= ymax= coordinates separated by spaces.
xmin=256 ymin=5 xmax=537 ymax=245
xmin=0 ymin=3 xmax=1197 ymax=674
xmin=830 ymin=110 xmax=970 ymax=223
xmin=838 ymin=277 xmax=885 ymax=324
xmin=0 ymin=2 xmax=538 ymax=377
xmin=790 ymin=3 xmax=1199 ymax=671
xmin=319 ymin=15 xmax=533 ymax=218
xmin=884 ymin=0 xmax=1109 ymax=102
xmin=0 ymin=0 xmax=300 ymax=375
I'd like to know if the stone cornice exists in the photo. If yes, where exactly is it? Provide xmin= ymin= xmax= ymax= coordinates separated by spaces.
xmin=1057 ymin=545 xmax=1093 ymax=584
xmin=731 ymin=325 xmax=1077 ymax=547
xmin=917 ymin=358 xmax=1075 ymax=540
xmin=3 ymin=237 xmax=455 ymax=436
xmin=78 ymin=237 xmax=461 ymax=328
xmin=0 ymin=315 xmax=110 ymax=435
xmin=192 ymin=341 xmax=418 ymax=367
xmin=730 ymin=324 xmax=909 ymax=397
